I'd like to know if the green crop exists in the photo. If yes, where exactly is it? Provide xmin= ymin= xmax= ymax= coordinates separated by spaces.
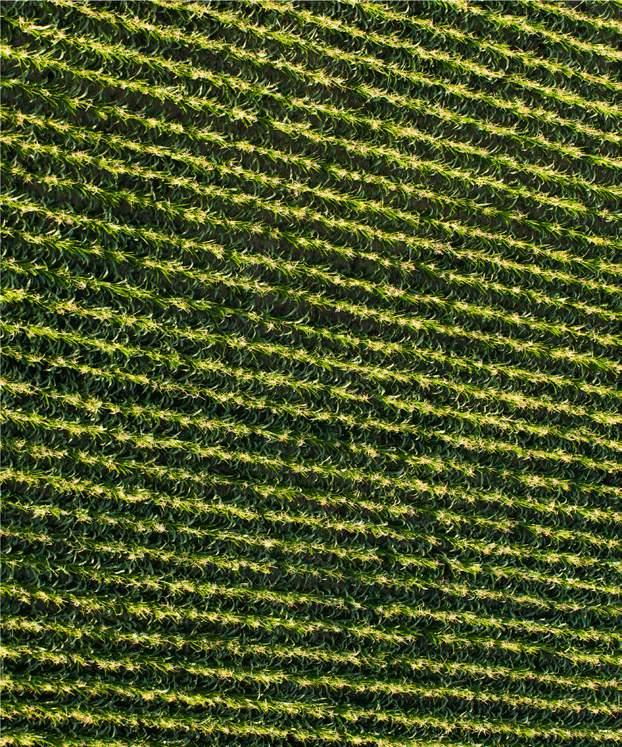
xmin=1 ymin=1 xmax=621 ymax=745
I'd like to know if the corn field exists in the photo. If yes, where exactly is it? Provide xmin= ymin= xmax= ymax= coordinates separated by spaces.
xmin=1 ymin=1 xmax=621 ymax=745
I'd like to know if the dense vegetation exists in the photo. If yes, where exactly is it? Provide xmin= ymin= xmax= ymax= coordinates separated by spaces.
xmin=1 ymin=1 xmax=621 ymax=744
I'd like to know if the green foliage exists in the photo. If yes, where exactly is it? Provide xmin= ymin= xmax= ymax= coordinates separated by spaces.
xmin=1 ymin=0 xmax=621 ymax=745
